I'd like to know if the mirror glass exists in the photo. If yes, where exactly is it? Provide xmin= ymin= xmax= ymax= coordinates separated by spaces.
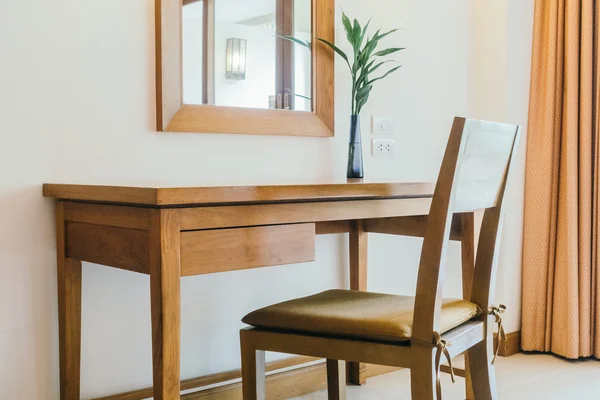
xmin=182 ymin=0 xmax=312 ymax=112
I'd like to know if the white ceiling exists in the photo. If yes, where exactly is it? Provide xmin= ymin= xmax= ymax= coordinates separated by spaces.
xmin=183 ymin=0 xmax=310 ymax=32
xmin=183 ymin=0 xmax=275 ymax=23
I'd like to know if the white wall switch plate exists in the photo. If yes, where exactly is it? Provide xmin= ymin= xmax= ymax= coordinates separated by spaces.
xmin=372 ymin=138 xmax=395 ymax=158
xmin=371 ymin=116 xmax=396 ymax=135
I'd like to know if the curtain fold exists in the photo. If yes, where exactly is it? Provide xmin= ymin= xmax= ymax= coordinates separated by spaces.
xmin=522 ymin=0 xmax=600 ymax=359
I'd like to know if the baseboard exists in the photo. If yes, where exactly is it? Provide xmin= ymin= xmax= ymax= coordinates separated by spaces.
xmin=495 ymin=330 xmax=521 ymax=357
xmin=95 ymin=331 xmax=522 ymax=400
xmin=93 ymin=356 xmax=323 ymax=400
xmin=183 ymin=363 xmax=327 ymax=399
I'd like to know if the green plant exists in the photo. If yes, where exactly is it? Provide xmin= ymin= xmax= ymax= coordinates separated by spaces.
xmin=281 ymin=12 xmax=403 ymax=115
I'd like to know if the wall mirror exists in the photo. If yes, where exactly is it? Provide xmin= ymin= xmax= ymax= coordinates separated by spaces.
xmin=156 ymin=0 xmax=335 ymax=137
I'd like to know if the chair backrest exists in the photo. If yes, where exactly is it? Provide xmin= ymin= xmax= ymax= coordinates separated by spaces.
xmin=411 ymin=117 xmax=520 ymax=343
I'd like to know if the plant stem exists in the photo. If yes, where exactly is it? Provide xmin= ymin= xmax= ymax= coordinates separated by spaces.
xmin=351 ymin=80 xmax=355 ymax=115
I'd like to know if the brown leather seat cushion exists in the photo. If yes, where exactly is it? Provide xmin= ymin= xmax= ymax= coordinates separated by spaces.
xmin=243 ymin=290 xmax=480 ymax=343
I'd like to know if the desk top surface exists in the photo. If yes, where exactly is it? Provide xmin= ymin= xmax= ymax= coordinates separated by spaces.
xmin=43 ymin=180 xmax=435 ymax=206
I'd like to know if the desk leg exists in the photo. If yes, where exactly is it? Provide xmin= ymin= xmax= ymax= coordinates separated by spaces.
xmin=150 ymin=209 xmax=182 ymax=400
xmin=348 ymin=220 xmax=368 ymax=385
xmin=461 ymin=211 xmax=482 ymax=400
xmin=56 ymin=203 xmax=82 ymax=400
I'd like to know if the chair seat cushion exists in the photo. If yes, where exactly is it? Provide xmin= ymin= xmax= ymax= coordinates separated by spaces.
xmin=242 ymin=290 xmax=481 ymax=343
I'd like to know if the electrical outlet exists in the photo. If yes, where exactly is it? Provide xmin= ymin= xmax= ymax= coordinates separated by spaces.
xmin=372 ymin=138 xmax=395 ymax=158
xmin=371 ymin=116 xmax=396 ymax=135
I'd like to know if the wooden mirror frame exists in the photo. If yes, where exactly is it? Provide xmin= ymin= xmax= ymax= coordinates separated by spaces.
xmin=155 ymin=0 xmax=335 ymax=137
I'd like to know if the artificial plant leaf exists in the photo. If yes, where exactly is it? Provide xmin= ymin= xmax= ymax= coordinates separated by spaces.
xmin=365 ymin=60 xmax=394 ymax=78
xmin=341 ymin=11 xmax=354 ymax=45
xmin=356 ymin=90 xmax=371 ymax=114
xmin=363 ymin=29 xmax=381 ymax=57
xmin=364 ymin=29 xmax=399 ymax=59
xmin=342 ymin=11 xmax=353 ymax=34
xmin=355 ymin=84 xmax=372 ymax=106
xmin=373 ymin=47 xmax=405 ymax=57
xmin=367 ymin=65 xmax=402 ymax=85
xmin=375 ymin=29 xmax=398 ymax=41
xmin=356 ymin=95 xmax=369 ymax=114
xmin=317 ymin=38 xmax=352 ymax=70
xmin=352 ymin=19 xmax=362 ymax=50
xmin=358 ymin=16 xmax=373 ymax=50
xmin=357 ymin=59 xmax=376 ymax=81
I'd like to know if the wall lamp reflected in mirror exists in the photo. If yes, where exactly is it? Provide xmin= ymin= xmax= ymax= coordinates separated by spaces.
xmin=226 ymin=38 xmax=247 ymax=80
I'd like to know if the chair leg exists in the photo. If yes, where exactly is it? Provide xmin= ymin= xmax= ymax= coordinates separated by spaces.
xmin=466 ymin=330 xmax=498 ymax=400
xmin=240 ymin=332 xmax=266 ymax=400
xmin=326 ymin=359 xmax=346 ymax=399
xmin=410 ymin=345 xmax=437 ymax=400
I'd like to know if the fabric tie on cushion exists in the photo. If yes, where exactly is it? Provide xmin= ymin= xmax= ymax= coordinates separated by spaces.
xmin=490 ymin=304 xmax=507 ymax=365
xmin=434 ymin=331 xmax=455 ymax=400
xmin=413 ymin=332 xmax=455 ymax=400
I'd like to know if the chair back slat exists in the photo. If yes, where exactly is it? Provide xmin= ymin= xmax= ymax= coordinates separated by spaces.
xmin=411 ymin=117 xmax=519 ymax=343
xmin=454 ymin=120 xmax=519 ymax=213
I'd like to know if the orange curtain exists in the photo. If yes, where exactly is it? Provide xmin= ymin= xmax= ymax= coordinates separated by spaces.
xmin=522 ymin=0 xmax=600 ymax=359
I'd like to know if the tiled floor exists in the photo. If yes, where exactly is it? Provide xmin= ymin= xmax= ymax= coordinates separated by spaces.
xmin=294 ymin=353 xmax=600 ymax=399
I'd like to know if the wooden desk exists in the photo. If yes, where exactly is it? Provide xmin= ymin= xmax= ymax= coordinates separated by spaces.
xmin=43 ymin=181 xmax=479 ymax=400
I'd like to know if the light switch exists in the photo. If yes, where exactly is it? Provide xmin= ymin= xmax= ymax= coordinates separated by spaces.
xmin=371 ymin=116 xmax=396 ymax=135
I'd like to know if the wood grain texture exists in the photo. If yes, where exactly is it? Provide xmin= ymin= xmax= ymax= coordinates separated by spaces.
xmin=156 ymin=0 xmax=335 ymax=137
xmin=349 ymin=220 xmax=368 ymax=292
xmin=460 ymin=210 xmax=483 ymax=400
xmin=242 ymin=328 xmax=411 ymax=369
xmin=65 ymin=222 xmax=149 ymax=274
xmin=180 ymin=224 xmax=316 ymax=276
xmin=364 ymin=214 xmax=464 ymax=241
xmin=149 ymin=209 xmax=182 ymax=400
xmin=348 ymin=220 xmax=368 ymax=384
xmin=460 ymin=212 xmax=475 ymax=400
xmin=180 ymin=198 xmax=432 ymax=231
xmin=43 ymin=181 xmax=434 ymax=206
xmin=241 ymin=322 xmax=482 ymax=371
xmin=182 ymin=363 xmax=328 ymax=400
xmin=312 ymin=0 xmax=335 ymax=133
xmin=43 ymin=184 xmax=158 ymax=205
xmin=496 ymin=331 xmax=521 ymax=357
xmin=315 ymin=221 xmax=351 ymax=235
xmin=241 ymin=332 xmax=266 ymax=400
xmin=237 ymin=117 xmax=520 ymax=400
xmin=168 ymin=105 xmax=334 ymax=137
xmin=326 ymin=360 xmax=346 ymax=399
xmin=63 ymin=202 xmax=151 ymax=230
xmin=155 ymin=0 xmax=182 ymax=131
xmin=466 ymin=126 xmax=519 ymax=400
xmin=57 ymin=203 xmax=82 ymax=400
xmin=411 ymin=117 xmax=468 ymax=344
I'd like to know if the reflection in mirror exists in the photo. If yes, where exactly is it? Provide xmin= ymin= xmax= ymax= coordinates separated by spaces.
xmin=182 ymin=0 xmax=312 ymax=112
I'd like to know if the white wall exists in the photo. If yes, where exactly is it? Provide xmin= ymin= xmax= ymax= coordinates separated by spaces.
xmin=467 ymin=0 xmax=535 ymax=333
xmin=213 ymin=23 xmax=277 ymax=109
xmin=183 ymin=16 xmax=312 ymax=111
xmin=0 ymin=0 xmax=534 ymax=398
xmin=182 ymin=15 xmax=204 ymax=104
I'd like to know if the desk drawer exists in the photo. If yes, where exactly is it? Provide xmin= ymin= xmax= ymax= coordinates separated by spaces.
xmin=180 ymin=223 xmax=316 ymax=276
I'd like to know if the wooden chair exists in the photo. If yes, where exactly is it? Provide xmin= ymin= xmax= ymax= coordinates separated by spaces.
xmin=239 ymin=117 xmax=520 ymax=400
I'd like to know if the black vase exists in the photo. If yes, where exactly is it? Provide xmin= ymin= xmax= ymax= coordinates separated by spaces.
xmin=347 ymin=115 xmax=364 ymax=179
